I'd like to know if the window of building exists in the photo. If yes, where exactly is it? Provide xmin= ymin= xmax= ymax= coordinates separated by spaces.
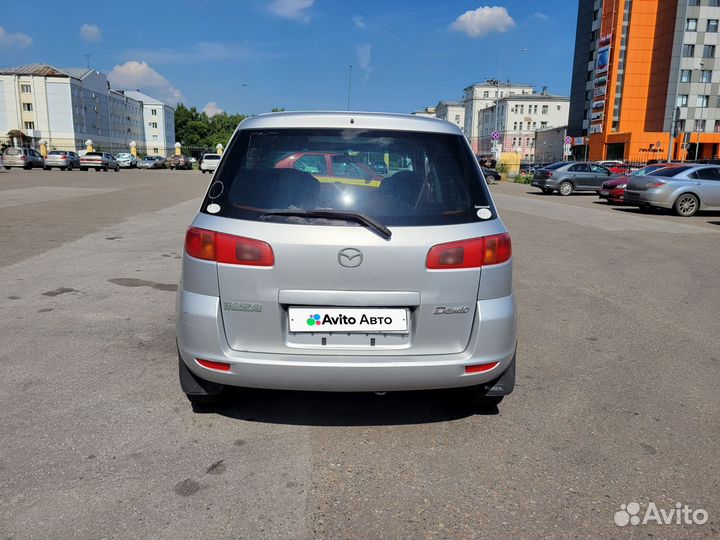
xmin=708 ymin=20 xmax=719 ymax=32
xmin=711 ymin=0 xmax=720 ymax=7
xmin=454 ymin=114 xmax=460 ymax=123
xmin=151 ymin=109 xmax=157 ymax=115
xmin=23 ymin=122 xmax=35 ymax=130
xmin=677 ymin=119 xmax=686 ymax=132
xmin=150 ymin=122 xmax=158 ymax=128
xmin=152 ymin=135 xmax=158 ymax=140
xmin=683 ymin=44 xmax=695 ymax=57
xmin=681 ymin=70 xmax=692 ymax=82
xmin=696 ymin=95 xmax=709 ymax=107
xmin=686 ymin=19 xmax=698 ymax=31
xmin=703 ymin=45 xmax=715 ymax=58
xmin=677 ymin=94 xmax=689 ymax=107
xmin=714 ymin=120 xmax=720 ymax=132
xmin=701 ymin=70 xmax=712 ymax=83
xmin=513 ymin=121 xmax=518 ymax=130
xmin=483 ymin=91 xmax=489 ymax=98
xmin=694 ymin=119 xmax=706 ymax=131
xmin=532 ymin=122 xmax=537 ymax=129
xmin=541 ymin=121 xmax=548 ymax=128
xmin=22 ymin=103 xmax=33 ymax=111
xmin=542 ymin=105 xmax=548 ymax=114
xmin=20 ymin=84 xmax=31 ymax=93
xmin=593 ymin=9 xmax=599 ymax=20
xmin=518 ymin=104 xmax=524 ymax=114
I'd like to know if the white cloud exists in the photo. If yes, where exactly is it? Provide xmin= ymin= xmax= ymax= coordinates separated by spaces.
xmin=123 ymin=42 xmax=267 ymax=65
xmin=80 ymin=23 xmax=102 ymax=42
xmin=0 ymin=26 xmax=32 ymax=49
xmin=269 ymin=0 xmax=314 ymax=21
xmin=356 ymin=43 xmax=372 ymax=80
xmin=202 ymin=102 xmax=224 ymax=117
xmin=353 ymin=15 xmax=366 ymax=29
xmin=530 ymin=12 xmax=550 ymax=22
xmin=107 ymin=61 xmax=184 ymax=105
xmin=450 ymin=6 xmax=516 ymax=38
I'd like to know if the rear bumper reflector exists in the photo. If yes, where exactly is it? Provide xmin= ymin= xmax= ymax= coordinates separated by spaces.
xmin=464 ymin=362 xmax=499 ymax=374
xmin=195 ymin=358 xmax=231 ymax=371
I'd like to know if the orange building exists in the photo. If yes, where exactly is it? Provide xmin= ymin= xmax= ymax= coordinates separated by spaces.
xmin=568 ymin=0 xmax=720 ymax=162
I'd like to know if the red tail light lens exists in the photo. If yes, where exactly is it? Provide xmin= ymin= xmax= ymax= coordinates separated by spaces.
xmin=195 ymin=358 xmax=230 ymax=371
xmin=426 ymin=233 xmax=511 ymax=269
xmin=645 ymin=180 xmax=667 ymax=188
xmin=185 ymin=227 xmax=274 ymax=266
xmin=465 ymin=362 xmax=499 ymax=374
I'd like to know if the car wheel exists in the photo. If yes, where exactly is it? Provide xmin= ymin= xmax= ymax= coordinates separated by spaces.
xmin=60 ymin=167 xmax=67 ymax=171
xmin=115 ymin=166 xmax=119 ymax=172
xmin=674 ymin=193 xmax=699 ymax=217
xmin=558 ymin=181 xmax=573 ymax=196
xmin=103 ymin=164 xmax=108 ymax=172
xmin=23 ymin=164 xmax=31 ymax=170
xmin=43 ymin=166 xmax=50 ymax=171
xmin=68 ymin=163 xmax=74 ymax=171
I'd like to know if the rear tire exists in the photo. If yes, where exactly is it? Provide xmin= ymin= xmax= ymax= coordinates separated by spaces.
xmin=67 ymin=163 xmax=73 ymax=171
xmin=103 ymin=164 xmax=108 ymax=172
xmin=558 ymin=181 xmax=573 ymax=196
xmin=43 ymin=166 xmax=50 ymax=171
xmin=673 ymin=193 xmax=699 ymax=217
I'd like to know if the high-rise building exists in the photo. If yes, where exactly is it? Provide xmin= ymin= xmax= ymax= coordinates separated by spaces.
xmin=568 ymin=0 xmax=720 ymax=161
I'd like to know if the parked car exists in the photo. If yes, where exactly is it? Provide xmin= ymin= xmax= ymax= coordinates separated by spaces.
xmin=80 ymin=152 xmax=119 ymax=172
xmin=2 ymin=147 xmax=45 ymax=169
xmin=0 ymin=153 xmax=4 ymax=171
xmin=137 ymin=156 xmax=166 ymax=169
xmin=115 ymin=152 xmax=137 ymax=168
xmin=44 ymin=150 xmax=81 ymax=171
xmin=169 ymin=154 xmax=192 ymax=170
xmin=531 ymin=161 xmax=617 ymax=195
xmin=598 ymin=163 xmax=669 ymax=204
xmin=199 ymin=153 xmax=222 ymax=173
xmin=624 ymin=163 xmax=720 ymax=216
xmin=274 ymin=152 xmax=383 ymax=186
xmin=370 ymin=161 xmax=388 ymax=175
xmin=481 ymin=167 xmax=501 ymax=184
xmin=176 ymin=111 xmax=516 ymax=408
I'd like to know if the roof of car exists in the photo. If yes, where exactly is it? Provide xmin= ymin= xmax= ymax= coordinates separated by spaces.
xmin=236 ymin=111 xmax=463 ymax=135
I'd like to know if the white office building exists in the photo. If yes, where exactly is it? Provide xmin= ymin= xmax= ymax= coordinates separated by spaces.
xmin=122 ymin=90 xmax=176 ymax=157
xmin=435 ymin=100 xmax=465 ymax=130
xmin=0 ymin=63 xmax=174 ymax=156
xmin=477 ymin=91 xmax=570 ymax=161
xmin=463 ymin=81 xmax=534 ymax=152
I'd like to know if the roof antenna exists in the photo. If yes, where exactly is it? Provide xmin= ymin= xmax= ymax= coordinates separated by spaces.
xmin=84 ymin=54 xmax=90 ymax=69
xmin=347 ymin=64 xmax=352 ymax=111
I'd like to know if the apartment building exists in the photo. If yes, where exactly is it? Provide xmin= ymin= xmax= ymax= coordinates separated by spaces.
xmin=477 ymin=92 xmax=570 ymax=161
xmin=0 ymin=63 xmax=174 ymax=156
xmin=123 ymin=91 xmax=176 ymax=157
xmin=434 ymin=100 xmax=465 ymax=129
xmin=462 ymin=81 xmax=534 ymax=152
xmin=568 ymin=0 xmax=720 ymax=161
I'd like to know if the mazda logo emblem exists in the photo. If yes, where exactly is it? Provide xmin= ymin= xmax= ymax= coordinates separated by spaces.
xmin=338 ymin=248 xmax=363 ymax=268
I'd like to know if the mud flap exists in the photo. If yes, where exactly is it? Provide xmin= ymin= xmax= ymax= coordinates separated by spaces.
xmin=178 ymin=350 xmax=224 ymax=396
xmin=480 ymin=348 xmax=516 ymax=396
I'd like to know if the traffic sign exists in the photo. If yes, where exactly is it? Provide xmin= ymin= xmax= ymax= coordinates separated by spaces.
xmin=491 ymin=131 xmax=500 ymax=141
xmin=564 ymin=136 xmax=572 ymax=144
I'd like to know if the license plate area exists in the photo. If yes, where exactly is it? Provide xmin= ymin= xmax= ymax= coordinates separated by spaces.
xmin=288 ymin=307 xmax=408 ymax=333
xmin=286 ymin=307 xmax=411 ymax=350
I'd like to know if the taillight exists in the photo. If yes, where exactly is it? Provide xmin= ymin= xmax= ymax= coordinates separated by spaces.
xmin=426 ymin=233 xmax=511 ymax=269
xmin=546 ymin=172 xmax=552 ymax=177
xmin=20 ymin=155 xmax=27 ymax=160
xmin=195 ymin=358 xmax=230 ymax=371
xmin=184 ymin=227 xmax=274 ymax=266
xmin=465 ymin=362 xmax=499 ymax=374
xmin=645 ymin=180 xmax=667 ymax=188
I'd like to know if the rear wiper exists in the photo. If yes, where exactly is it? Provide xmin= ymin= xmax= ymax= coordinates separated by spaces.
xmin=259 ymin=209 xmax=392 ymax=240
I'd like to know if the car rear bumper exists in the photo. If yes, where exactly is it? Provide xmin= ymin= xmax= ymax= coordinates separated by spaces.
xmin=624 ymin=189 xmax=673 ymax=208
xmin=176 ymin=288 xmax=517 ymax=392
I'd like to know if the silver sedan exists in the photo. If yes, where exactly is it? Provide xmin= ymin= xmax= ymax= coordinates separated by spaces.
xmin=624 ymin=163 xmax=720 ymax=216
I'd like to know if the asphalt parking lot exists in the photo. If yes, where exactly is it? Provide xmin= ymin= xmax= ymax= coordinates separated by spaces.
xmin=1 ymin=168 xmax=718 ymax=539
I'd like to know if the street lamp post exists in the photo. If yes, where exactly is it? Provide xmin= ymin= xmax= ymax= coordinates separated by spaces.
xmin=695 ymin=61 xmax=709 ymax=161
xmin=494 ymin=49 xmax=528 ymax=160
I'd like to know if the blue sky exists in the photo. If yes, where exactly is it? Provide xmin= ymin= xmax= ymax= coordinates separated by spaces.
xmin=1 ymin=0 xmax=578 ymax=116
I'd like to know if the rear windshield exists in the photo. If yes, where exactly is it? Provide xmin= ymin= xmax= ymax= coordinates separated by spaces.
xmin=5 ymin=148 xmax=22 ymax=155
xmin=203 ymin=154 xmax=220 ymax=159
xmin=202 ymin=128 xmax=493 ymax=227
xmin=545 ymin=162 xmax=568 ymax=170
xmin=85 ymin=152 xmax=103 ymax=157
xmin=49 ymin=151 xmax=67 ymax=155
xmin=650 ymin=166 xmax=692 ymax=177
xmin=631 ymin=164 xmax=666 ymax=176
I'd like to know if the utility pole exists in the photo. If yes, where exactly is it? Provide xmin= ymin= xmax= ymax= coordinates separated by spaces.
xmin=84 ymin=54 xmax=91 ymax=69
xmin=494 ymin=49 xmax=528 ymax=161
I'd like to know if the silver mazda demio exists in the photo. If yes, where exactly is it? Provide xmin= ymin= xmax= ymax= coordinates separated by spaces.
xmin=176 ymin=112 xmax=517 ymax=407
